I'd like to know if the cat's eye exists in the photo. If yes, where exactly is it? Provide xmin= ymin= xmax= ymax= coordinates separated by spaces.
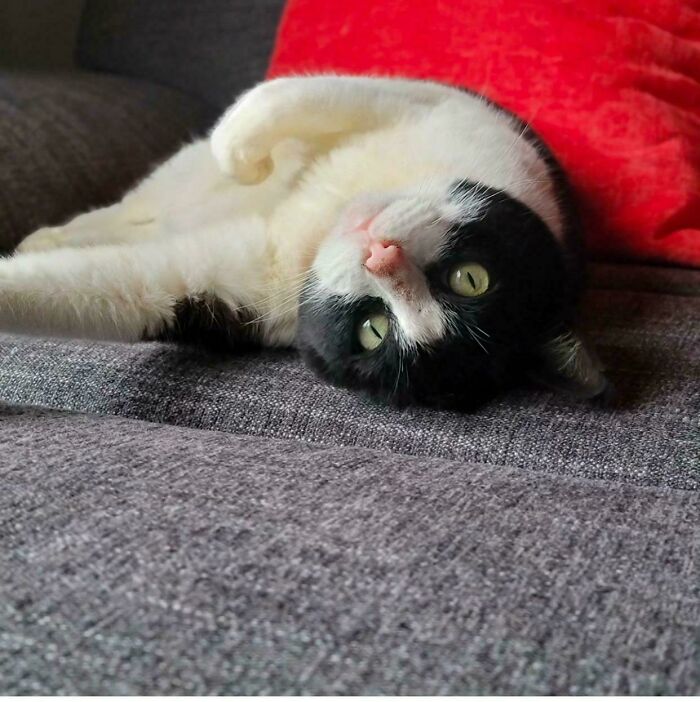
xmin=357 ymin=313 xmax=390 ymax=351
xmin=448 ymin=262 xmax=490 ymax=297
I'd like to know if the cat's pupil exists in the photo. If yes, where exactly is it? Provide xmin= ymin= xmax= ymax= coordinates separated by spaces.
xmin=357 ymin=313 xmax=390 ymax=351
xmin=467 ymin=272 xmax=476 ymax=289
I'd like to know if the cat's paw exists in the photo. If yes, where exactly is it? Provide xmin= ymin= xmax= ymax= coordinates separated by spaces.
xmin=210 ymin=82 xmax=287 ymax=184
xmin=210 ymin=125 xmax=275 ymax=185
xmin=211 ymin=140 xmax=274 ymax=185
xmin=16 ymin=226 xmax=69 ymax=253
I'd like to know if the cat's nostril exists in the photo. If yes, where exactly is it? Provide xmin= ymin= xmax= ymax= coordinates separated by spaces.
xmin=365 ymin=241 xmax=404 ymax=276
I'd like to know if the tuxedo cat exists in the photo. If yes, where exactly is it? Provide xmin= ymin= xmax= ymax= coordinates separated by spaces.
xmin=5 ymin=75 xmax=607 ymax=408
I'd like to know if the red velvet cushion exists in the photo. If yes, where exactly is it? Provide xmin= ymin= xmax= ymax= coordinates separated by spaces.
xmin=268 ymin=0 xmax=700 ymax=268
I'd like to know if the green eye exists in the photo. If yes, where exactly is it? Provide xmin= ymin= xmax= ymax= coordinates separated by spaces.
xmin=448 ymin=262 xmax=490 ymax=297
xmin=357 ymin=312 xmax=390 ymax=351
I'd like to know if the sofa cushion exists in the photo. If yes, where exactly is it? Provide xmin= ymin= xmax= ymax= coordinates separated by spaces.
xmin=0 ymin=70 xmax=213 ymax=251
xmin=1 ymin=404 xmax=697 ymax=694
xmin=77 ymin=0 xmax=285 ymax=110
xmin=0 ymin=264 xmax=697 ymax=490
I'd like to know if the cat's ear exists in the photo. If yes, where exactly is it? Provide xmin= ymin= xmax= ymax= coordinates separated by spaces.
xmin=532 ymin=329 xmax=611 ymax=400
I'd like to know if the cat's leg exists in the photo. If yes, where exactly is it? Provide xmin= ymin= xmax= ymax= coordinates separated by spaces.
xmin=0 ymin=221 xmax=266 ymax=342
xmin=17 ymin=198 xmax=158 ymax=253
xmin=18 ymin=141 xmax=216 ymax=253
xmin=211 ymin=75 xmax=455 ymax=183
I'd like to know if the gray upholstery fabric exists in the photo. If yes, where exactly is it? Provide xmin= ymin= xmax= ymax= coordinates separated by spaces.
xmin=2 ymin=5 xmax=698 ymax=692
xmin=77 ymin=0 xmax=286 ymax=110
xmin=1 ymin=404 xmax=697 ymax=695
xmin=0 ymin=70 xmax=212 ymax=250
xmin=588 ymin=262 xmax=700 ymax=295
xmin=0 ymin=265 xmax=697 ymax=490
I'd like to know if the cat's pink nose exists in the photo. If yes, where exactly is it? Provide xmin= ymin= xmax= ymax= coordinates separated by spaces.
xmin=365 ymin=241 xmax=404 ymax=276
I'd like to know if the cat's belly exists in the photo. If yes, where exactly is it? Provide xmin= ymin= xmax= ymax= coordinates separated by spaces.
xmin=161 ymin=96 xmax=564 ymax=348
xmin=267 ymin=97 xmax=564 ymax=252
xmin=140 ymin=138 xmax=314 ymax=240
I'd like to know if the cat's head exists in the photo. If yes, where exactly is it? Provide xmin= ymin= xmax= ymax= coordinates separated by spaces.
xmin=296 ymin=181 xmax=607 ymax=409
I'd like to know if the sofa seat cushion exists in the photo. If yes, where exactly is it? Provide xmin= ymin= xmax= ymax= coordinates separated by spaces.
xmin=0 ymin=264 xmax=697 ymax=490
xmin=1 ymin=404 xmax=697 ymax=694
xmin=0 ymin=70 xmax=213 ymax=250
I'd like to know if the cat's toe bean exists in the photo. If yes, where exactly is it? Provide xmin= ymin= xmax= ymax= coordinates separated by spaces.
xmin=232 ymin=151 xmax=274 ymax=185
xmin=210 ymin=112 xmax=276 ymax=181
xmin=212 ymin=137 xmax=274 ymax=184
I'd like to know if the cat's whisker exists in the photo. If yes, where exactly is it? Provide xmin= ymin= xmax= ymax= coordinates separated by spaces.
xmin=500 ymin=105 xmax=541 ymax=166
xmin=241 ymin=288 xmax=324 ymax=327
xmin=219 ymin=269 xmax=312 ymax=317
xmin=393 ymin=344 xmax=405 ymax=398
xmin=466 ymin=324 xmax=489 ymax=354
xmin=470 ymin=322 xmax=490 ymax=339
xmin=501 ymin=119 xmax=531 ymax=164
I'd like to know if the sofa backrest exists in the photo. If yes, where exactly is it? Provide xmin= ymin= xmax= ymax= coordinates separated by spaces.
xmin=76 ymin=0 xmax=286 ymax=111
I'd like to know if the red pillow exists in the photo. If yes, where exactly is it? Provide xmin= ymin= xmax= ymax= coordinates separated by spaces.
xmin=268 ymin=0 xmax=700 ymax=268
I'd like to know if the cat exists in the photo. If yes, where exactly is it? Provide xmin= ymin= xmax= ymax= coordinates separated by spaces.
xmin=3 ymin=75 xmax=607 ymax=409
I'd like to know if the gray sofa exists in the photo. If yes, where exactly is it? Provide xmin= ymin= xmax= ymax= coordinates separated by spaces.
xmin=1 ymin=0 xmax=698 ymax=695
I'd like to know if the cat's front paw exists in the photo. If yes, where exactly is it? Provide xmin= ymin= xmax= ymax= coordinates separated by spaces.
xmin=210 ymin=124 xmax=275 ymax=185
xmin=211 ymin=140 xmax=274 ymax=185
xmin=16 ymin=226 xmax=69 ymax=253
xmin=210 ymin=83 xmax=285 ymax=184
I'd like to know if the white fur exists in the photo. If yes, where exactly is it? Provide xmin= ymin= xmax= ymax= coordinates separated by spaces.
xmin=8 ymin=75 xmax=563 ymax=347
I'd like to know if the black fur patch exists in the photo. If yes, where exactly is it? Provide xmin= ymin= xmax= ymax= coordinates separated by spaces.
xmin=149 ymin=296 xmax=260 ymax=350
xmin=455 ymin=84 xmax=585 ymax=292
xmin=296 ymin=185 xmax=575 ymax=410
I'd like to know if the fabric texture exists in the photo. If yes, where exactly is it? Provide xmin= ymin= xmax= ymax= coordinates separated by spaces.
xmin=268 ymin=0 xmax=700 ymax=268
xmin=0 ymin=264 xmax=697 ymax=491
xmin=1 ymin=2 xmax=699 ymax=694
xmin=0 ymin=70 xmax=212 ymax=251
xmin=1 ymin=404 xmax=697 ymax=695
xmin=77 ymin=0 xmax=286 ymax=110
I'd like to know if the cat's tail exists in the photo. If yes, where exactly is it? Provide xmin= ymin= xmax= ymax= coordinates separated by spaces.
xmin=0 ymin=233 xmax=261 ymax=343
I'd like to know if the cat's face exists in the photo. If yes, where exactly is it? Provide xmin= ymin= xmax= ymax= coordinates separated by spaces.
xmin=296 ymin=180 xmax=593 ymax=409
